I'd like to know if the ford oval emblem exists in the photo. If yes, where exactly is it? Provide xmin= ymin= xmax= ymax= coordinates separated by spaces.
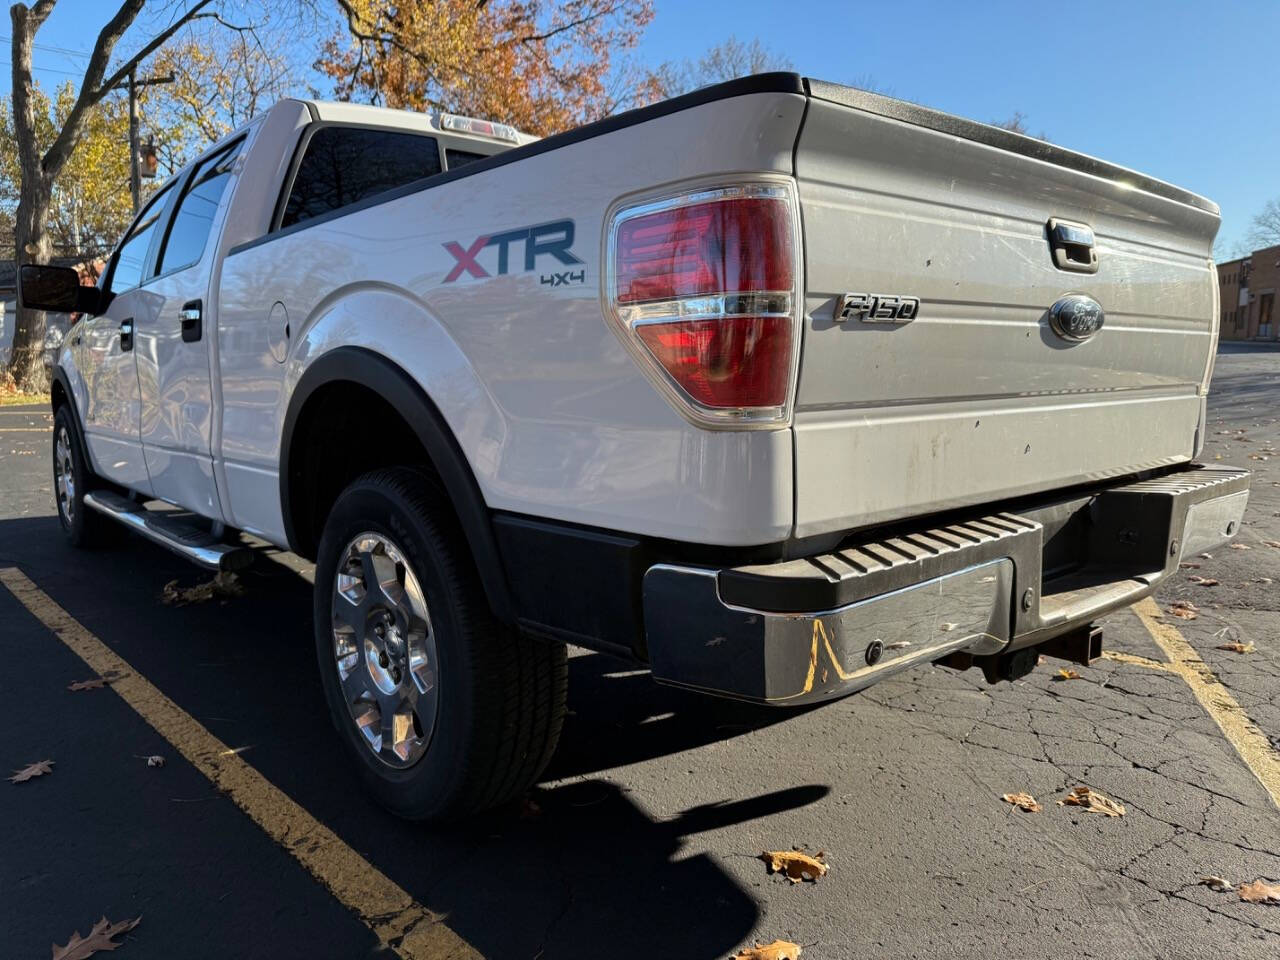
xmin=1048 ymin=294 xmax=1105 ymax=342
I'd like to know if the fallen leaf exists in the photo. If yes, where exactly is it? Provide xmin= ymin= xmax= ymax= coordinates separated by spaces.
xmin=1169 ymin=600 xmax=1199 ymax=621
xmin=1199 ymin=875 xmax=1233 ymax=892
xmin=939 ymin=622 xmax=958 ymax=632
xmin=733 ymin=940 xmax=802 ymax=960
xmin=1229 ymin=543 xmax=1251 ymax=550
xmin=1189 ymin=576 xmax=1220 ymax=587
xmin=67 ymin=678 xmax=106 ymax=691
xmin=140 ymin=755 xmax=165 ymax=768
xmin=9 ymin=759 xmax=53 ymax=783
xmin=1053 ymin=668 xmax=1081 ymax=681
xmin=161 ymin=571 xmax=243 ymax=606
xmin=1217 ymin=642 xmax=1255 ymax=654
xmin=1263 ymin=540 xmax=1280 ymax=548
xmin=1199 ymin=553 xmax=1214 ymax=559
xmin=51 ymin=915 xmax=141 ymax=960
xmin=1254 ymin=577 xmax=1274 ymax=585
xmin=1001 ymin=792 xmax=1041 ymax=813
xmin=760 ymin=850 xmax=828 ymax=883
xmin=1238 ymin=880 xmax=1280 ymax=905
xmin=1058 ymin=785 xmax=1125 ymax=817
xmin=1178 ymin=562 xmax=1201 ymax=569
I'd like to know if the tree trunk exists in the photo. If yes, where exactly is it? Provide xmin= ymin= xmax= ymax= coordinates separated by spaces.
xmin=8 ymin=170 xmax=53 ymax=391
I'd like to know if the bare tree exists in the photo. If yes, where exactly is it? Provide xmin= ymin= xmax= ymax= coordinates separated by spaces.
xmin=1247 ymin=198 xmax=1280 ymax=250
xmin=990 ymin=111 xmax=1049 ymax=141
xmin=6 ymin=0 xmax=226 ymax=389
xmin=647 ymin=35 xmax=792 ymax=100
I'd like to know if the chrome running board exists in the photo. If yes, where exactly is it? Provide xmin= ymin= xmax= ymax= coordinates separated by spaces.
xmin=83 ymin=490 xmax=253 ymax=572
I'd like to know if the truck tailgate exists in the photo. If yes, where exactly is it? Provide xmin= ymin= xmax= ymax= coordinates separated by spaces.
xmin=793 ymin=80 xmax=1220 ymax=539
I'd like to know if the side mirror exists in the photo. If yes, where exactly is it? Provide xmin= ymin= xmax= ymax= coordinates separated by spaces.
xmin=18 ymin=263 xmax=103 ymax=316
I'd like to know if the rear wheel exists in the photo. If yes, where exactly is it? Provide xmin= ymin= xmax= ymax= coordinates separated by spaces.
xmin=52 ymin=405 xmax=112 ymax=546
xmin=313 ymin=467 xmax=567 ymax=820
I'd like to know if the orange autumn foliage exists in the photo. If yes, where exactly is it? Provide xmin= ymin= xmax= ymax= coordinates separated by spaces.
xmin=319 ymin=0 xmax=656 ymax=137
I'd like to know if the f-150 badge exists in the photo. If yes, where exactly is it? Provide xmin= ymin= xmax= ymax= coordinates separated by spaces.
xmin=833 ymin=292 xmax=920 ymax=323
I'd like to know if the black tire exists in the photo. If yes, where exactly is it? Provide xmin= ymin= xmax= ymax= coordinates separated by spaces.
xmin=313 ymin=467 xmax=567 ymax=821
xmin=52 ymin=405 xmax=113 ymax=547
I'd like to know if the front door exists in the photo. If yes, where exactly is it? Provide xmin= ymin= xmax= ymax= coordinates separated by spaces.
xmin=79 ymin=182 xmax=176 ymax=494
xmin=135 ymin=139 xmax=245 ymax=516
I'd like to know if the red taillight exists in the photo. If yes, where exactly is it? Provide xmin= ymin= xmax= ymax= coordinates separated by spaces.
xmin=634 ymin=315 xmax=792 ymax=408
xmin=609 ymin=187 xmax=798 ymax=424
xmin=616 ymin=198 xmax=794 ymax=304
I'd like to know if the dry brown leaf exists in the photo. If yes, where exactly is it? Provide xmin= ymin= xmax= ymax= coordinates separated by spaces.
xmin=51 ymin=915 xmax=141 ymax=960
xmin=161 ymin=571 xmax=243 ymax=606
xmin=1169 ymin=600 xmax=1199 ymax=620
xmin=1263 ymin=540 xmax=1280 ymax=548
xmin=1178 ymin=562 xmax=1201 ymax=569
xmin=1229 ymin=543 xmax=1251 ymax=550
xmin=1001 ymin=792 xmax=1041 ymax=813
xmin=1052 ymin=668 xmax=1081 ymax=681
xmin=1058 ymin=785 xmax=1125 ymax=817
xmin=760 ymin=850 xmax=828 ymax=883
xmin=1189 ymin=576 xmax=1220 ymax=587
xmin=1217 ymin=642 xmax=1255 ymax=654
xmin=733 ymin=940 xmax=802 ymax=960
xmin=9 ymin=759 xmax=53 ymax=783
xmin=1238 ymin=880 xmax=1280 ymax=905
xmin=67 ymin=678 xmax=106 ymax=691
xmin=1199 ymin=875 xmax=1232 ymax=892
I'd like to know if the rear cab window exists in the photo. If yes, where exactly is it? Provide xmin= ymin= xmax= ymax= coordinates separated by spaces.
xmin=279 ymin=126 xmax=442 ymax=229
xmin=156 ymin=138 xmax=245 ymax=275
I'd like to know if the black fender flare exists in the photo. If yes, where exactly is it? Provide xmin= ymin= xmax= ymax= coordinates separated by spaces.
xmin=280 ymin=346 xmax=513 ymax=623
xmin=49 ymin=364 xmax=93 ymax=474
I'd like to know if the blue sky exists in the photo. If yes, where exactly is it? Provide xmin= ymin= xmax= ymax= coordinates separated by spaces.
xmin=4 ymin=0 xmax=1276 ymax=255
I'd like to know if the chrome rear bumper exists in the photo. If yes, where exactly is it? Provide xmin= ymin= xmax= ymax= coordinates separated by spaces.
xmin=642 ymin=465 xmax=1250 ymax=704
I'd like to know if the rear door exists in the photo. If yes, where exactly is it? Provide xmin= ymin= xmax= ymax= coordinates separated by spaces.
xmin=135 ymin=137 xmax=245 ymax=517
xmin=79 ymin=181 xmax=178 ymax=494
xmin=791 ymin=84 xmax=1221 ymax=538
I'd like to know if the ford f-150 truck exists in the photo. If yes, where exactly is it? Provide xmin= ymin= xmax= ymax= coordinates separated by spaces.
xmin=19 ymin=74 xmax=1250 ymax=821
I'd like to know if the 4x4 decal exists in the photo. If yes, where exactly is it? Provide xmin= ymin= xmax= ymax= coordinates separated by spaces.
xmin=443 ymin=219 xmax=584 ymax=283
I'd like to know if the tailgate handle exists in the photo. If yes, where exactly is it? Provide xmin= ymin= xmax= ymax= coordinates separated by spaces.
xmin=1047 ymin=218 xmax=1099 ymax=274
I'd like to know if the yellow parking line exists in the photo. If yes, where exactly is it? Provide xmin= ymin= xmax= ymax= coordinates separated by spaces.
xmin=0 ymin=427 xmax=51 ymax=432
xmin=0 ymin=567 xmax=480 ymax=960
xmin=1132 ymin=597 xmax=1280 ymax=809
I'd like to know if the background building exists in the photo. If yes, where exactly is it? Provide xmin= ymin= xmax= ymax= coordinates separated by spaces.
xmin=1218 ymin=244 xmax=1280 ymax=341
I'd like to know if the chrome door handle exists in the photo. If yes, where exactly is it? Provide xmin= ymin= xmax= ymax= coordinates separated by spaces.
xmin=119 ymin=319 xmax=133 ymax=352
xmin=180 ymin=299 xmax=202 ymax=343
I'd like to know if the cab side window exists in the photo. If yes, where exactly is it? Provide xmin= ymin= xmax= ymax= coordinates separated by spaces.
xmin=106 ymin=182 xmax=174 ymax=294
xmin=280 ymin=126 xmax=442 ymax=229
xmin=156 ymin=139 xmax=244 ymax=275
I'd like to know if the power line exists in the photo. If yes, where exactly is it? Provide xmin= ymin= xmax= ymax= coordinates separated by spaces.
xmin=0 ymin=60 xmax=83 ymax=78
xmin=0 ymin=35 xmax=92 ymax=61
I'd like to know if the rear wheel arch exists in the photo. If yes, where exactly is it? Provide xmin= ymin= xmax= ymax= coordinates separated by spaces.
xmin=280 ymin=346 xmax=513 ymax=624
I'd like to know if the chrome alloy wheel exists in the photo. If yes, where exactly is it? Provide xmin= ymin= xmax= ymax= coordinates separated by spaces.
xmin=331 ymin=533 xmax=438 ymax=768
xmin=54 ymin=425 xmax=75 ymax=524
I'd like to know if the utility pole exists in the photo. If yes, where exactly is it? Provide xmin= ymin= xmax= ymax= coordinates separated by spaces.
xmin=127 ymin=69 xmax=174 ymax=213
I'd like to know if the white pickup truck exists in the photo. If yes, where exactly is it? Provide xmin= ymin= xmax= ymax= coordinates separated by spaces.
xmin=20 ymin=74 xmax=1250 ymax=820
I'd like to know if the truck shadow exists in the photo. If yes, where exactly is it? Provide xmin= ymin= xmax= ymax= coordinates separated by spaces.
xmin=0 ymin=516 xmax=830 ymax=959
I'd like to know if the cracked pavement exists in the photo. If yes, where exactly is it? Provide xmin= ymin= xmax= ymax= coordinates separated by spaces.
xmin=2 ymin=344 xmax=1278 ymax=959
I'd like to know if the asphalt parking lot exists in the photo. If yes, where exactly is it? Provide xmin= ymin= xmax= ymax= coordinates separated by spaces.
xmin=3 ymin=344 xmax=1280 ymax=959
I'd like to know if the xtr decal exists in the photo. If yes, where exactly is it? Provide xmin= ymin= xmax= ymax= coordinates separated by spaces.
xmin=443 ymin=219 xmax=584 ymax=283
